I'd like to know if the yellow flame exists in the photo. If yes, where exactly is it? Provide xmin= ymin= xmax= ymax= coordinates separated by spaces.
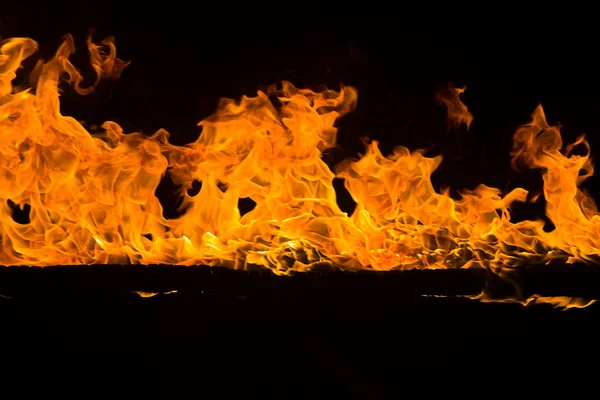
xmin=465 ymin=291 xmax=598 ymax=310
xmin=422 ymin=292 xmax=597 ymax=310
xmin=133 ymin=290 xmax=178 ymax=298
xmin=0 ymin=34 xmax=598 ymax=284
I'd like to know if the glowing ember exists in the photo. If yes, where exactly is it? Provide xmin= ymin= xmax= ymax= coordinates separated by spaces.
xmin=1 ymin=34 xmax=599 ymax=283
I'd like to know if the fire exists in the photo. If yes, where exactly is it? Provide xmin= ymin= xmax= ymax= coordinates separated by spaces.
xmin=422 ymin=293 xmax=598 ymax=310
xmin=468 ymin=292 xmax=598 ymax=310
xmin=436 ymin=83 xmax=473 ymax=130
xmin=134 ymin=290 xmax=178 ymax=298
xmin=1 ymin=33 xmax=599 ymax=287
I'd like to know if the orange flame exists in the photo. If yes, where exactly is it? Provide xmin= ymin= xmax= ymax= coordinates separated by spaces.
xmin=0 ymin=34 xmax=598 ymax=288
xmin=134 ymin=290 xmax=178 ymax=298
xmin=422 ymin=293 xmax=597 ymax=310
xmin=436 ymin=83 xmax=473 ymax=130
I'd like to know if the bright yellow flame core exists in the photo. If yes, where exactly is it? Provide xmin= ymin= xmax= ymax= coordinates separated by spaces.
xmin=1 ymin=35 xmax=599 ymax=275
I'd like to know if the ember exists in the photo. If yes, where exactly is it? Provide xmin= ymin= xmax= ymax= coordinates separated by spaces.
xmin=1 ymin=34 xmax=599 ymax=304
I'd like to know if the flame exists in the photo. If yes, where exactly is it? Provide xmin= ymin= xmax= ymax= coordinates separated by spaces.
xmin=0 ymin=33 xmax=599 ymax=290
xmin=422 ymin=293 xmax=597 ymax=310
xmin=134 ymin=290 xmax=178 ymax=298
xmin=465 ymin=292 xmax=598 ymax=310
xmin=436 ymin=84 xmax=473 ymax=130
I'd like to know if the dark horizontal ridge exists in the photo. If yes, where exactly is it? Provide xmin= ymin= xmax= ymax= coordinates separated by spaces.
xmin=1 ymin=263 xmax=600 ymax=300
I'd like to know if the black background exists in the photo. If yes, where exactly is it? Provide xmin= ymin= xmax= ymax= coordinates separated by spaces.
xmin=1 ymin=3 xmax=600 ymax=399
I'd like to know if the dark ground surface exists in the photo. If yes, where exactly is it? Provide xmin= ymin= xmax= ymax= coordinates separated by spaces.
xmin=1 ymin=265 xmax=599 ymax=399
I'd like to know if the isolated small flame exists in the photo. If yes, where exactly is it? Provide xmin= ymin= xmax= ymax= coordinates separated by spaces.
xmin=0 ymin=34 xmax=599 ymax=284
xmin=436 ymin=84 xmax=473 ymax=130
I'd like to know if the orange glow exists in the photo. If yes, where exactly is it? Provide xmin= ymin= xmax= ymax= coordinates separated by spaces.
xmin=422 ymin=293 xmax=597 ymax=310
xmin=133 ymin=290 xmax=178 ymax=298
xmin=465 ymin=292 xmax=598 ymax=310
xmin=0 ymin=33 xmax=599 ymax=296
xmin=436 ymin=83 xmax=473 ymax=130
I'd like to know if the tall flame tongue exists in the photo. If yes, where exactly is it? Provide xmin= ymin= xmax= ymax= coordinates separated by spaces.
xmin=0 ymin=35 xmax=598 ymax=282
